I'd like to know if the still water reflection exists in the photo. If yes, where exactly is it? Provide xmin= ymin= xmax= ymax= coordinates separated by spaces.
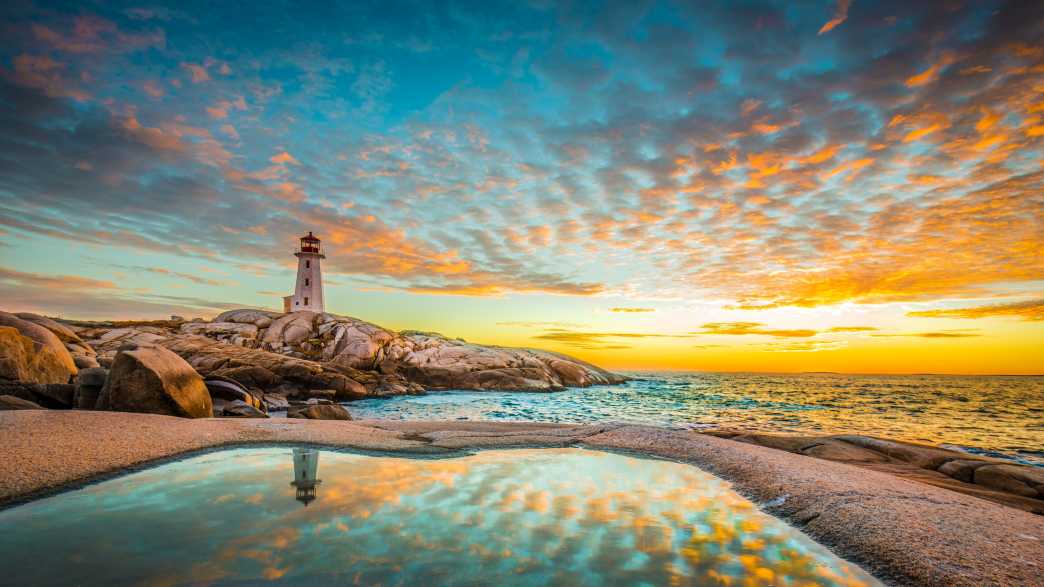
xmin=0 ymin=448 xmax=881 ymax=586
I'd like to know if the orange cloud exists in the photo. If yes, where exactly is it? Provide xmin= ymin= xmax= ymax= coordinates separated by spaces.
xmin=698 ymin=322 xmax=817 ymax=338
xmin=817 ymin=0 xmax=851 ymax=35
xmin=908 ymin=299 xmax=1044 ymax=321
xmin=905 ymin=54 xmax=956 ymax=87
xmin=610 ymin=307 xmax=655 ymax=313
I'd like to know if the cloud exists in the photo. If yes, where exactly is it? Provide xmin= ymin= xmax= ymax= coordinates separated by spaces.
xmin=532 ymin=329 xmax=693 ymax=349
xmin=817 ymin=0 xmax=851 ymax=35
xmin=0 ymin=267 xmax=117 ymax=290
xmin=697 ymin=322 xmax=818 ymax=338
xmin=827 ymin=326 xmax=878 ymax=332
xmin=871 ymin=331 xmax=982 ymax=338
xmin=907 ymin=299 xmax=1044 ymax=322
xmin=181 ymin=62 xmax=210 ymax=83
xmin=609 ymin=307 xmax=655 ymax=313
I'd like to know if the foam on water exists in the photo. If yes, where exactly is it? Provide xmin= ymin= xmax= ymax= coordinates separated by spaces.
xmin=349 ymin=372 xmax=1044 ymax=466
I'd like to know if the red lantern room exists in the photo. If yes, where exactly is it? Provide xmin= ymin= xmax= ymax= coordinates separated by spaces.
xmin=299 ymin=231 xmax=321 ymax=254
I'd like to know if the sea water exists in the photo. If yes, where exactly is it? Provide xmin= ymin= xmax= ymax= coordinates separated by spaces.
xmin=350 ymin=372 xmax=1044 ymax=466
xmin=0 ymin=448 xmax=880 ymax=586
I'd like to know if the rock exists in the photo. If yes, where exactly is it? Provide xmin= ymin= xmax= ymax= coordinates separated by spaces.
xmin=214 ymin=309 xmax=281 ymax=328
xmin=204 ymin=376 xmax=263 ymax=410
xmin=263 ymin=312 xmax=320 ymax=347
xmin=262 ymin=393 xmax=290 ymax=411
xmin=31 ymin=383 xmax=75 ymax=408
xmin=937 ymin=459 xmax=991 ymax=483
xmin=96 ymin=344 xmax=212 ymax=418
xmin=221 ymin=399 xmax=268 ymax=418
xmin=287 ymin=403 xmax=352 ymax=420
xmin=180 ymin=321 xmax=259 ymax=340
xmin=74 ymin=367 xmax=108 ymax=410
xmin=73 ymin=355 xmax=101 ymax=369
xmin=14 ymin=313 xmax=83 ymax=344
xmin=0 ymin=313 xmax=77 ymax=384
xmin=297 ymin=388 xmax=336 ymax=401
xmin=209 ymin=365 xmax=280 ymax=390
xmin=0 ymin=394 xmax=43 ymax=410
xmin=974 ymin=465 xmax=1044 ymax=498
xmin=170 ymin=316 xmax=185 ymax=321
xmin=0 ymin=382 xmax=75 ymax=409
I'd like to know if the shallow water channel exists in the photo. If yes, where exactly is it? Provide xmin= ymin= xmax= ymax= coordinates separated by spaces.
xmin=0 ymin=447 xmax=881 ymax=586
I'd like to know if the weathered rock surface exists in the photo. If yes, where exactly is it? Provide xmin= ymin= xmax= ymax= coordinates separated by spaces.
xmin=0 ymin=312 xmax=77 ymax=384
xmin=220 ymin=399 xmax=268 ymax=418
xmin=706 ymin=429 xmax=1044 ymax=513
xmin=0 ymin=394 xmax=42 ymax=410
xmin=288 ymin=403 xmax=353 ymax=420
xmin=96 ymin=344 xmax=212 ymax=418
xmin=154 ymin=309 xmax=625 ymax=392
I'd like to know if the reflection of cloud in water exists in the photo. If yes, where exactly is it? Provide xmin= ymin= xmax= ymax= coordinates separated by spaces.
xmin=0 ymin=448 xmax=881 ymax=586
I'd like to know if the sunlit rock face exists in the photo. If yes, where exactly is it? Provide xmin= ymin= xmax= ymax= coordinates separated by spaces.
xmin=0 ymin=448 xmax=881 ymax=586
xmin=71 ymin=310 xmax=625 ymax=395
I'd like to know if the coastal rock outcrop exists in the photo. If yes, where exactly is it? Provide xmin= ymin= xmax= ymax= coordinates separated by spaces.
xmin=288 ymin=403 xmax=353 ymax=420
xmin=0 ymin=312 xmax=77 ymax=384
xmin=706 ymin=429 xmax=1044 ymax=514
xmin=96 ymin=344 xmax=212 ymax=418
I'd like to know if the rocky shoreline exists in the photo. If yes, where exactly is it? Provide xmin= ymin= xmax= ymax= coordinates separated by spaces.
xmin=1 ymin=411 xmax=1042 ymax=587
xmin=0 ymin=308 xmax=625 ymax=417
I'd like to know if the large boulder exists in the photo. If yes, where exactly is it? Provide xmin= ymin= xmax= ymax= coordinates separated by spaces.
xmin=288 ymin=403 xmax=352 ymax=420
xmin=0 ymin=312 xmax=77 ymax=384
xmin=96 ymin=344 xmax=212 ymax=418
xmin=15 ymin=313 xmax=83 ymax=344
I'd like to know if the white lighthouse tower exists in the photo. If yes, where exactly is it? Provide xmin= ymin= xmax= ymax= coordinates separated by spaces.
xmin=283 ymin=231 xmax=325 ymax=313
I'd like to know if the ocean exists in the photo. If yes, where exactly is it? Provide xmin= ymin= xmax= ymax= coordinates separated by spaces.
xmin=349 ymin=372 xmax=1044 ymax=467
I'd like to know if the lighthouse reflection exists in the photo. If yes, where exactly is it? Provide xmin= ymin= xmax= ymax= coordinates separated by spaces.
xmin=290 ymin=448 xmax=321 ymax=506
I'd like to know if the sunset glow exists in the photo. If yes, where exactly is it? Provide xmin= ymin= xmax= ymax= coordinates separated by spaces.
xmin=1 ymin=1 xmax=1041 ymax=374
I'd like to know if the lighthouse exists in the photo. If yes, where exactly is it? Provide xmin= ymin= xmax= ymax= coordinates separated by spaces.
xmin=284 ymin=231 xmax=325 ymax=313
xmin=289 ymin=448 xmax=321 ymax=506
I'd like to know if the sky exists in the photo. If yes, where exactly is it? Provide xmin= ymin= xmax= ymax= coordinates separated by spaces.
xmin=0 ymin=0 xmax=1041 ymax=374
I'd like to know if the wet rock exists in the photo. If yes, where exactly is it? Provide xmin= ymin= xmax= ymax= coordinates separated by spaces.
xmin=221 ymin=399 xmax=268 ymax=418
xmin=74 ymin=367 xmax=108 ymax=410
xmin=0 ymin=312 xmax=77 ymax=384
xmin=0 ymin=394 xmax=43 ymax=410
xmin=288 ymin=403 xmax=352 ymax=420
xmin=96 ymin=344 xmax=212 ymax=418
xmin=974 ymin=465 xmax=1044 ymax=499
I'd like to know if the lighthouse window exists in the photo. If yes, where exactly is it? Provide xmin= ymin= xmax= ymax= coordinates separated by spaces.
xmin=305 ymin=278 xmax=309 ymax=286
xmin=306 ymin=260 xmax=310 ymax=268
xmin=304 ymin=297 xmax=309 ymax=305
